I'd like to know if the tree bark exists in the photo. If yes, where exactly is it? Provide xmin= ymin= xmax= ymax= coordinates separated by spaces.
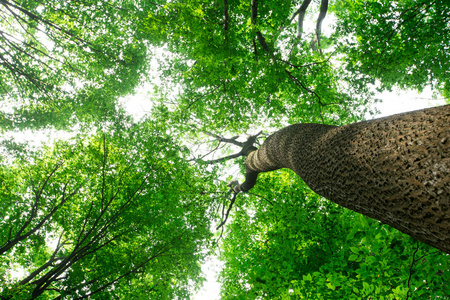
xmin=234 ymin=105 xmax=450 ymax=253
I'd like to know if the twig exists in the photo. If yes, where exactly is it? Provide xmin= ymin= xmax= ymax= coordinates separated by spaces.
xmin=405 ymin=241 xmax=420 ymax=300
xmin=216 ymin=192 xmax=238 ymax=230
xmin=248 ymin=191 xmax=274 ymax=206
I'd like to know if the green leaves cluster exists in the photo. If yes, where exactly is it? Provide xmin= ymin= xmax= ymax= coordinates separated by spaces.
xmin=1 ymin=0 xmax=449 ymax=299
xmin=334 ymin=0 xmax=450 ymax=96
xmin=142 ymin=0 xmax=373 ymax=133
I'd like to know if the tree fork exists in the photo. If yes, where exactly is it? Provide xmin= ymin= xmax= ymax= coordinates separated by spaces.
xmin=231 ymin=105 xmax=450 ymax=253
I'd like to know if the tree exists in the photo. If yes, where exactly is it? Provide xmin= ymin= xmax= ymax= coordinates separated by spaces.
xmin=2 ymin=0 xmax=450 ymax=298
xmin=0 ymin=121 xmax=216 ymax=299
xmin=222 ymin=105 xmax=449 ymax=253
xmin=0 ymin=0 xmax=150 ymax=130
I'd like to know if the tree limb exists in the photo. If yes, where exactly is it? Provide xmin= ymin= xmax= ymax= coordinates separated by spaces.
xmin=203 ymin=131 xmax=243 ymax=147
xmin=202 ymin=152 xmax=244 ymax=165
xmin=295 ymin=0 xmax=312 ymax=40
xmin=216 ymin=191 xmax=238 ymax=230
xmin=315 ymin=0 xmax=329 ymax=53
xmin=250 ymin=0 xmax=275 ymax=58
xmin=223 ymin=0 xmax=229 ymax=32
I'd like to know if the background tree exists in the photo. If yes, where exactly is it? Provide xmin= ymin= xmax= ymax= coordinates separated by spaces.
xmin=0 ymin=0 xmax=151 ymax=130
xmin=0 ymin=120 xmax=217 ymax=299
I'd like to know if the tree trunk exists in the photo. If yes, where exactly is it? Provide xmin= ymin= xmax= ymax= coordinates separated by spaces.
xmin=235 ymin=105 xmax=450 ymax=253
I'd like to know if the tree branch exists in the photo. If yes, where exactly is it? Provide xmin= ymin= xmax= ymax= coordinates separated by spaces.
xmin=203 ymin=131 xmax=243 ymax=147
xmin=216 ymin=191 xmax=238 ymax=230
xmin=284 ymin=69 xmax=321 ymax=103
xmin=406 ymin=242 xmax=420 ymax=300
xmin=295 ymin=0 xmax=312 ymax=40
xmin=202 ymin=152 xmax=244 ymax=165
xmin=250 ymin=0 xmax=275 ymax=57
xmin=315 ymin=0 xmax=329 ymax=53
xmin=0 ymin=161 xmax=66 ymax=255
xmin=223 ymin=0 xmax=229 ymax=32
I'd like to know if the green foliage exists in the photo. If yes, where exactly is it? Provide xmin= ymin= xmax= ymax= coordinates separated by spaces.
xmin=142 ymin=0 xmax=374 ymax=133
xmin=0 ymin=0 xmax=150 ymax=130
xmin=0 ymin=122 xmax=216 ymax=299
xmin=334 ymin=0 xmax=450 ymax=96
xmin=218 ymin=171 xmax=450 ymax=299
xmin=1 ymin=0 xmax=449 ymax=298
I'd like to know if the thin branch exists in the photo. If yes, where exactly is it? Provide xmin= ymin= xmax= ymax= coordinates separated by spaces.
xmin=3 ymin=0 xmax=93 ymax=47
xmin=247 ymin=191 xmax=274 ymax=206
xmin=189 ymin=141 xmax=223 ymax=162
xmin=202 ymin=152 xmax=244 ymax=165
xmin=223 ymin=0 xmax=229 ymax=32
xmin=216 ymin=192 xmax=238 ymax=230
xmin=250 ymin=0 xmax=275 ymax=58
xmin=101 ymin=135 xmax=107 ymax=210
xmin=0 ymin=161 xmax=65 ymax=255
xmin=284 ymin=69 xmax=321 ymax=103
xmin=203 ymin=131 xmax=244 ymax=147
xmin=252 ymin=38 xmax=258 ymax=61
xmin=375 ymin=1 xmax=436 ymax=72
xmin=20 ymin=231 xmax=67 ymax=285
xmin=406 ymin=242 xmax=420 ymax=300
xmin=186 ymin=87 xmax=219 ymax=109
xmin=75 ymin=233 xmax=184 ymax=299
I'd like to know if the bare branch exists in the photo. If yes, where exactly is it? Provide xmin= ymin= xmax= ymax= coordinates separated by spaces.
xmin=203 ymin=131 xmax=243 ymax=147
xmin=216 ymin=191 xmax=238 ymax=230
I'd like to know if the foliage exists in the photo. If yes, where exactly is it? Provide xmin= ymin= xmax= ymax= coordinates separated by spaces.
xmin=1 ymin=0 xmax=449 ymax=299
xmin=0 ymin=121 xmax=216 ymax=299
xmin=0 ymin=0 xmax=150 ymax=130
xmin=218 ymin=171 xmax=450 ymax=299
xmin=334 ymin=0 xmax=450 ymax=97
xmin=142 ymin=0 xmax=375 ymax=133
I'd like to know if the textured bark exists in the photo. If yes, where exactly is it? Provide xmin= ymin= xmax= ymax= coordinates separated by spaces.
xmin=236 ymin=105 xmax=450 ymax=253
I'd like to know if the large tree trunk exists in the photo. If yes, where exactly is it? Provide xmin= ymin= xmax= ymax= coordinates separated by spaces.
xmin=234 ymin=105 xmax=450 ymax=253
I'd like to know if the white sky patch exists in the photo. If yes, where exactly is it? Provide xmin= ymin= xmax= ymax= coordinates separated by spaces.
xmin=193 ymin=256 xmax=224 ymax=300
xmin=369 ymin=87 xmax=446 ymax=118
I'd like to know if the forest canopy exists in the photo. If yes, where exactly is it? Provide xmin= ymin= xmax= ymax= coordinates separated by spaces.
xmin=0 ymin=0 xmax=449 ymax=299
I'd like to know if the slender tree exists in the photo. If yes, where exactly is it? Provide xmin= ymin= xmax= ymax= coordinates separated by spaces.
xmin=227 ymin=105 xmax=450 ymax=253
